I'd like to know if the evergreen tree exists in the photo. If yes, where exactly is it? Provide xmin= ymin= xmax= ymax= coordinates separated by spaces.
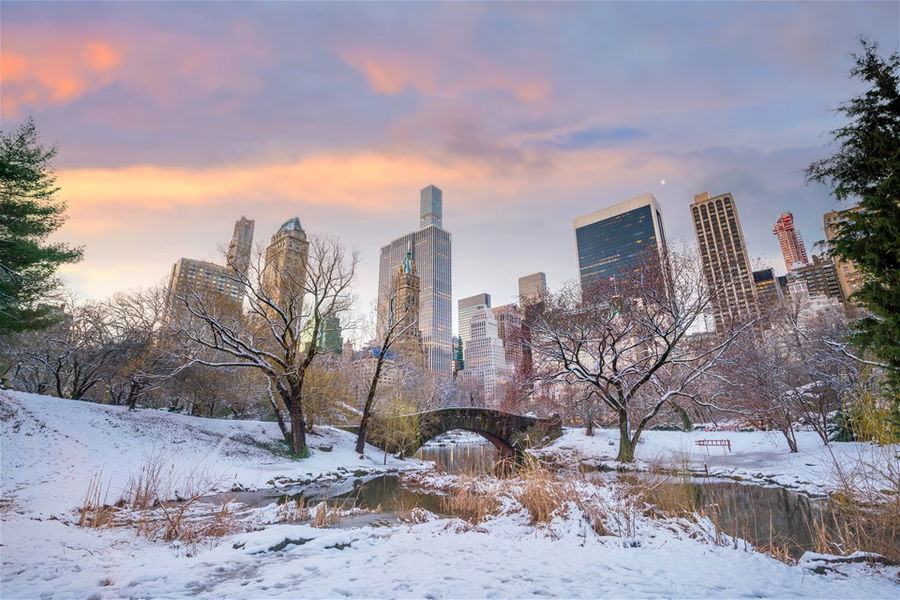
xmin=805 ymin=40 xmax=900 ymax=399
xmin=0 ymin=119 xmax=82 ymax=334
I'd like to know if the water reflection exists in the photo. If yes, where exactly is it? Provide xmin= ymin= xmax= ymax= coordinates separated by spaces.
xmin=415 ymin=442 xmax=499 ymax=474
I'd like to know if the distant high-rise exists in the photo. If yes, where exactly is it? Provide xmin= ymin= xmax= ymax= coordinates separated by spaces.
xmin=420 ymin=185 xmax=442 ymax=229
xmin=262 ymin=217 xmax=309 ymax=314
xmin=773 ymin=213 xmax=809 ymax=272
xmin=518 ymin=272 xmax=548 ymax=305
xmin=377 ymin=185 xmax=452 ymax=374
xmin=166 ymin=217 xmax=251 ymax=323
xmin=493 ymin=304 xmax=531 ymax=377
xmin=789 ymin=255 xmax=844 ymax=302
xmin=824 ymin=208 xmax=865 ymax=301
xmin=227 ymin=217 xmax=255 ymax=275
xmin=752 ymin=268 xmax=782 ymax=302
xmin=691 ymin=191 xmax=757 ymax=332
xmin=458 ymin=293 xmax=491 ymax=351
xmin=574 ymin=193 xmax=668 ymax=290
xmin=463 ymin=306 xmax=510 ymax=407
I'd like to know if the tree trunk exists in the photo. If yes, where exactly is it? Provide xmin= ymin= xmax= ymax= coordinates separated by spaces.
xmin=616 ymin=410 xmax=635 ymax=462
xmin=585 ymin=418 xmax=594 ymax=436
xmin=290 ymin=407 xmax=308 ymax=455
xmin=355 ymin=418 xmax=369 ymax=455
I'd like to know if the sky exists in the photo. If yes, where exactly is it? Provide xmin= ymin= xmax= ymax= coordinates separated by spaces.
xmin=2 ymin=1 xmax=898 ymax=332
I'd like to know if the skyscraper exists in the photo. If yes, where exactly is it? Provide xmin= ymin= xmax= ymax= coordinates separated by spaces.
xmin=166 ymin=217 xmax=253 ymax=323
xmin=463 ymin=306 xmax=510 ymax=407
xmin=420 ymin=185 xmax=442 ymax=229
xmin=377 ymin=185 xmax=452 ymax=374
xmin=691 ymin=191 xmax=757 ymax=332
xmin=388 ymin=244 xmax=426 ymax=367
xmin=824 ymin=207 xmax=865 ymax=301
xmin=226 ymin=217 xmax=255 ymax=275
xmin=772 ymin=213 xmax=809 ymax=272
xmin=458 ymin=293 xmax=491 ymax=351
xmin=573 ymin=193 xmax=668 ymax=290
xmin=493 ymin=304 xmax=531 ymax=377
xmin=518 ymin=272 xmax=548 ymax=305
xmin=262 ymin=217 xmax=309 ymax=313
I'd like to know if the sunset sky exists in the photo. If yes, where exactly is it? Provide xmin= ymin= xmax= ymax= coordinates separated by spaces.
xmin=3 ymin=1 xmax=898 ymax=328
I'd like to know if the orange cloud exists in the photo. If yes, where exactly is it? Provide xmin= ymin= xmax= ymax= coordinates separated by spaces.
xmin=57 ymin=153 xmax=490 ymax=212
xmin=1 ymin=38 xmax=122 ymax=118
xmin=337 ymin=45 xmax=549 ymax=104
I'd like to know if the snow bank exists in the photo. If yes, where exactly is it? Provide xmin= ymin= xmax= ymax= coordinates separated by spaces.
xmin=539 ymin=427 xmax=898 ymax=497
xmin=0 ymin=390 xmax=424 ymax=518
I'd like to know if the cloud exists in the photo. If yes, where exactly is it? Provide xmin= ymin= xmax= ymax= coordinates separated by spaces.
xmin=1 ymin=38 xmax=121 ymax=118
xmin=336 ymin=44 xmax=550 ymax=104
xmin=1 ymin=22 xmax=268 ymax=119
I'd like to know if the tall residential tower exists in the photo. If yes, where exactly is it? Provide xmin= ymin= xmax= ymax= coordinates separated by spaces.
xmin=691 ymin=191 xmax=757 ymax=332
xmin=377 ymin=186 xmax=452 ymax=374
xmin=772 ymin=213 xmax=809 ymax=272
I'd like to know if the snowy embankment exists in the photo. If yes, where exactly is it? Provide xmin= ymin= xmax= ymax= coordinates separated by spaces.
xmin=2 ymin=392 xmax=898 ymax=599
xmin=538 ymin=427 xmax=898 ymax=498
xmin=0 ymin=390 xmax=424 ymax=519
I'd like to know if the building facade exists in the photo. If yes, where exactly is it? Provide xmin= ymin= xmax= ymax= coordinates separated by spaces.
xmin=377 ymin=186 xmax=452 ymax=374
xmin=789 ymin=254 xmax=844 ymax=302
xmin=388 ymin=246 xmax=426 ymax=367
xmin=574 ymin=193 xmax=668 ymax=290
xmin=226 ymin=216 xmax=255 ymax=275
xmin=518 ymin=272 xmax=548 ymax=305
xmin=463 ymin=306 xmax=510 ymax=407
xmin=772 ymin=212 xmax=809 ymax=272
xmin=493 ymin=304 xmax=531 ymax=378
xmin=690 ymin=191 xmax=758 ymax=332
xmin=262 ymin=217 xmax=310 ymax=315
xmin=824 ymin=208 xmax=865 ymax=301
xmin=752 ymin=268 xmax=782 ymax=302
xmin=166 ymin=217 xmax=252 ymax=323
xmin=458 ymin=293 xmax=491 ymax=351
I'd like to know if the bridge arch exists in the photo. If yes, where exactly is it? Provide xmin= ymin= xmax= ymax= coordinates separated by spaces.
xmin=383 ymin=407 xmax=562 ymax=458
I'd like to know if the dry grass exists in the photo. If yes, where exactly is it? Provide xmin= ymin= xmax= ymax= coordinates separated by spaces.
xmin=78 ymin=473 xmax=116 ymax=528
xmin=514 ymin=460 xmax=576 ymax=524
xmin=442 ymin=477 xmax=501 ymax=524
xmin=76 ymin=455 xmax=242 ymax=547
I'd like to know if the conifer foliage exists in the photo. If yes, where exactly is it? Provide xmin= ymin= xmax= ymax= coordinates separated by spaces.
xmin=0 ymin=119 xmax=82 ymax=334
xmin=805 ymin=40 xmax=900 ymax=395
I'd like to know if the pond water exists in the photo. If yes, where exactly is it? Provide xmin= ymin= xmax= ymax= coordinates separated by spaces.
xmin=207 ymin=439 xmax=843 ymax=558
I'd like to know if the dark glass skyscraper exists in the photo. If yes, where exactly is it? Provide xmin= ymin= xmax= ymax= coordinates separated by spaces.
xmin=573 ymin=194 xmax=668 ymax=288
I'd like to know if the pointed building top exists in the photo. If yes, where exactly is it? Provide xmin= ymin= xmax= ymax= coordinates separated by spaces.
xmin=402 ymin=240 xmax=415 ymax=274
xmin=278 ymin=217 xmax=303 ymax=232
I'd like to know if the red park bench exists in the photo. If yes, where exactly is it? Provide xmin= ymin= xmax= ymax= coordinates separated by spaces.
xmin=695 ymin=439 xmax=732 ymax=453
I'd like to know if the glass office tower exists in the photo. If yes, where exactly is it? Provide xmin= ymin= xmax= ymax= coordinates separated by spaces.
xmin=573 ymin=193 xmax=668 ymax=287
xmin=377 ymin=186 xmax=452 ymax=374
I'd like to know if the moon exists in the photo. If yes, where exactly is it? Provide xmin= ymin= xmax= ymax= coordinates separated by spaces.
xmin=660 ymin=179 xmax=666 ymax=186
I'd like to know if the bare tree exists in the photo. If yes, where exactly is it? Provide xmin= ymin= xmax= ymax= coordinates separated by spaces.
xmin=102 ymin=286 xmax=183 ymax=409
xmin=175 ymin=236 xmax=357 ymax=454
xmin=531 ymin=250 xmax=756 ymax=462
xmin=355 ymin=291 xmax=422 ymax=455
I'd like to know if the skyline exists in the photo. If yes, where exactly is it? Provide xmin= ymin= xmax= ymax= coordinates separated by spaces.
xmin=2 ymin=1 xmax=898 ymax=325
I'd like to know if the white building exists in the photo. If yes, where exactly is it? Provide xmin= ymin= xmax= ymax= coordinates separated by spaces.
xmin=462 ymin=306 xmax=511 ymax=407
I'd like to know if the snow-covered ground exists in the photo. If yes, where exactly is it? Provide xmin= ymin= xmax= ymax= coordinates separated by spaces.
xmin=2 ymin=391 xmax=897 ymax=599
xmin=539 ymin=427 xmax=899 ymax=498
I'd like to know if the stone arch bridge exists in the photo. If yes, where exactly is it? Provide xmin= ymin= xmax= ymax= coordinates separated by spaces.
xmin=360 ymin=407 xmax=562 ymax=458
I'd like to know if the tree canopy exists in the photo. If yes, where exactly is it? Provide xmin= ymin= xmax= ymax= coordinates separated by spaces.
xmin=0 ymin=119 xmax=82 ymax=334
xmin=805 ymin=39 xmax=900 ymax=399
